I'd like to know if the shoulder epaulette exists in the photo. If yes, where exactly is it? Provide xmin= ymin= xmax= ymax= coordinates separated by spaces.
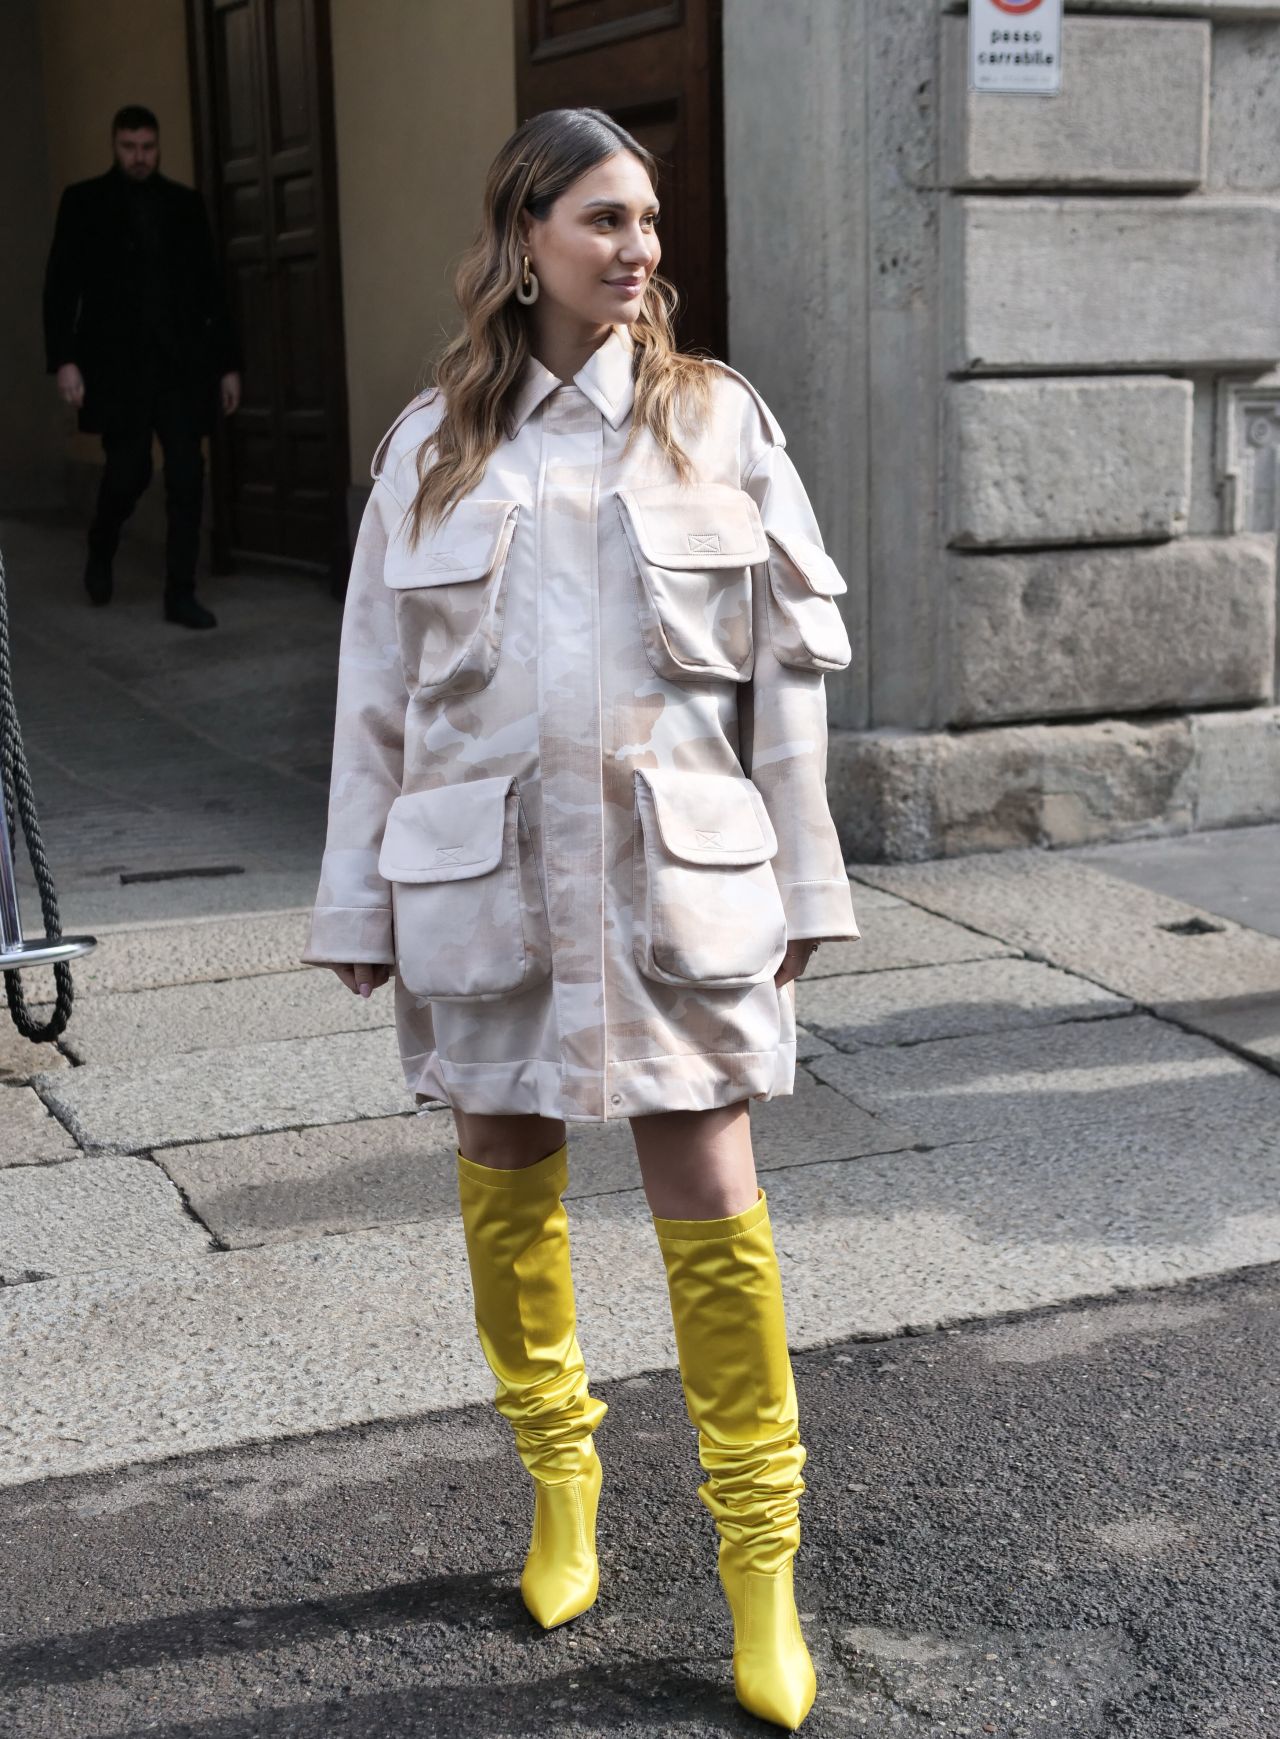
xmin=371 ymin=387 xmax=441 ymax=483
xmin=707 ymin=360 xmax=786 ymax=448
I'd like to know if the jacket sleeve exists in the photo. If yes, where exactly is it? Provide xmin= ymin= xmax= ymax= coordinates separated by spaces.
xmin=300 ymin=477 xmax=409 ymax=967
xmin=739 ymin=441 xmax=859 ymax=943
xmin=43 ymin=186 xmax=84 ymax=372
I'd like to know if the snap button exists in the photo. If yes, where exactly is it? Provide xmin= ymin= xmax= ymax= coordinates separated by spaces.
xmin=610 ymin=1093 xmax=623 ymax=1106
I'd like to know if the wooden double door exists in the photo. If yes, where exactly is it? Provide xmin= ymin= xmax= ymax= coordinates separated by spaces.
xmin=517 ymin=0 xmax=727 ymax=360
xmin=188 ymin=0 xmax=350 ymax=583
xmin=186 ymin=0 xmax=726 ymax=582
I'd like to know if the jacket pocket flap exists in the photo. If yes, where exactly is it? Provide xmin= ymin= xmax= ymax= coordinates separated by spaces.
xmin=766 ymin=528 xmax=847 ymax=597
xmin=378 ymin=775 xmax=514 ymax=881
xmin=616 ymin=484 xmax=768 ymax=571
xmin=636 ymin=767 xmax=778 ymax=865
xmin=383 ymin=499 xmax=520 ymax=588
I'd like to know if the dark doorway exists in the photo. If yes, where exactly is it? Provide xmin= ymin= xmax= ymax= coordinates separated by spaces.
xmin=515 ymin=1 xmax=726 ymax=360
xmin=187 ymin=0 xmax=350 ymax=585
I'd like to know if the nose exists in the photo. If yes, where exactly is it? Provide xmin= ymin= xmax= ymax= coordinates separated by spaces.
xmin=617 ymin=226 xmax=656 ymax=268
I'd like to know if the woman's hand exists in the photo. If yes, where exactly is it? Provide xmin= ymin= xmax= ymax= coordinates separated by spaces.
xmin=774 ymin=939 xmax=821 ymax=990
xmin=328 ymin=963 xmax=393 ymax=998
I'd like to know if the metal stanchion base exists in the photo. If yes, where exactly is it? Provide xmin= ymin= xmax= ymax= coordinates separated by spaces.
xmin=0 ymin=936 xmax=97 ymax=970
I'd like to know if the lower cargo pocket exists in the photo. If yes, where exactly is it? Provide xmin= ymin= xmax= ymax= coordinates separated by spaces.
xmin=379 ymin=775 xmax=551 ymax=1001
xmin=632 ymin=766 xmax=788 ymax=988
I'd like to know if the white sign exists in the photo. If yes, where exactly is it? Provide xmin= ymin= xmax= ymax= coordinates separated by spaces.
xmin=970 ymin=0 xmax=1063 ymax=94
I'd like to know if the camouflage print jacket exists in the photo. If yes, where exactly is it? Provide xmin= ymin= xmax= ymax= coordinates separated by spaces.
xmin=301 ymin=321 xmax=859 ymax=1122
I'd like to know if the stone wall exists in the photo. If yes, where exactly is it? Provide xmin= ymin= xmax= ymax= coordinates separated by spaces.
xmin=730 ymin=1 xmax=1280 ymax=858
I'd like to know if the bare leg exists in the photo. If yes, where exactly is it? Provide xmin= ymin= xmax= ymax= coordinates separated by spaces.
xmin=630 ymin=1100 xmax=757 ymax=1219
xmin=453 ymin=1107 xmax=567 ymax=1168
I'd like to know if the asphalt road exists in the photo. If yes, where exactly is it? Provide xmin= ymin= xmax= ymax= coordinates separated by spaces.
xmin=2 ymin=1262 xmax=1276 ymax=1738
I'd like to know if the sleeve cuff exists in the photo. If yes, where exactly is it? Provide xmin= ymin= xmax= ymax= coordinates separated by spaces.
xmin=780 ymin=878 xmax=861 ymax=942
xmin=300 ymin=904 xmax=395 ymax=967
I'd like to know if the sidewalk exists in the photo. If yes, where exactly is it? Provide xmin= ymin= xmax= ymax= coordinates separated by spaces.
xmin=1 ymin=511 xmax=1279 ymax=1731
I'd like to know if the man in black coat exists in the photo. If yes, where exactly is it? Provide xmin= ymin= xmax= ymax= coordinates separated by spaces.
xmin=42 ymin=105 xmax=242 ymax=630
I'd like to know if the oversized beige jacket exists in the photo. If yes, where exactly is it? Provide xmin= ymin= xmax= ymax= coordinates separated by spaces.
xmin=301 ymin=322 xmax=859 ymax=1121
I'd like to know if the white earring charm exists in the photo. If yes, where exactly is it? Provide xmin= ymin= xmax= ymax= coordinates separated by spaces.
xmin=516 ymin=253 xmax=540 ymax=305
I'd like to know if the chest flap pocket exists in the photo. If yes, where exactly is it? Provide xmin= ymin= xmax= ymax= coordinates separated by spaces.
xmin=615 ymin=483 xmax=768 ymax=683
xmin=383 ymin=498 xmax=520 ymax=701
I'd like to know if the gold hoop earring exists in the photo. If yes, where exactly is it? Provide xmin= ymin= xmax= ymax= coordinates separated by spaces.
xmin=516 ymin=253 xmax=540 ymax=306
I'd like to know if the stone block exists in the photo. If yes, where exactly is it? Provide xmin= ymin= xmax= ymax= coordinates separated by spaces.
xmin=942 ymin=15 xmax=1209 ymax=189
xmin=32 ymin=1027 xmax=410 ymax=1155
xmin=1209 ymin=22 xmax=1280 ymax=190
xmin=848 ymin=851 xmax=1280 ymax=1051
xmin=0 ymin=1086 xmax=80 ymax=1168
xmin=810 ymin=1010 xmax=1272 ymax=1145
xmin=805 ymin=904 xmax=1017 ymax=977
xmin=796 ymin=957 xmax=1129 ymax=1050
xmin=945 ymin=377 xmax=1192 ymax=548
xmin=830 ymin=716 xmax=1199 ymax=862
xmin=0 ymin=1156 xmax=211 ymax=1284
xmin=949 ymin=535 xmax=1275 ymax=725
xmin=71 ymin=911 xmax=312 ymax=996
xmin=0 ymin=1028 xmax=66 ymax=1084
xmin=53 ymin=968 xmax=390 ymax=1068
xmin=159 ymin=1113 xmax=463 ymax=1248
xmin=1193 ymin=708 xmax=1280 ymax=828
xmin=944 ymin=197 xmax=1280 ymax=370
xmin=1067 ymin=1 xmax=1280 ymax=16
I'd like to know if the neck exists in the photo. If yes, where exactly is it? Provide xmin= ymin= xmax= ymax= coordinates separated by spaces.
xmin=525 ymin=311 xmax=616 ymax=386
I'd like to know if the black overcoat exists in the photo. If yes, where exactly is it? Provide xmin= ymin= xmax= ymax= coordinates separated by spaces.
xmin=42 ymin=166 xmax=242 ymax=435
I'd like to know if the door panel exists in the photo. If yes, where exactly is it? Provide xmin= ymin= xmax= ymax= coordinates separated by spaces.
xmin=189 ymin=0 xmax=351 ymax=581
xmin=516 ymin=0 xmax=725 ymax=359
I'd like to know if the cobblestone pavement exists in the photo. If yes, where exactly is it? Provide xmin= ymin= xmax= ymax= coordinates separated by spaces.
xmin=1 ymin=512 xmax=1278 ymax=1735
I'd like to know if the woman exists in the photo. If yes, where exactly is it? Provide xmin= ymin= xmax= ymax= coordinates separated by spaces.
xmin=301 ymin=107 xmax=858 ymax=1731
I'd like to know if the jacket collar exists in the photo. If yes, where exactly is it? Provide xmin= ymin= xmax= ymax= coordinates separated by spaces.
xmin=509 ymin=322 xmax=637 ymax=434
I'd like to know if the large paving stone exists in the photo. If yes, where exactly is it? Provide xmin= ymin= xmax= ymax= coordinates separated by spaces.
xmin=0 ymin=1084 xmax=80 ymax=1168
xmin=943 ymin=196 xmax=1280 ymax=370
xmin=796 ymin=957 xmax=1129 ymax=1049
xmin=158 ymin=1112 xmax=461 ymax=1248
xmin=830 ymin=716 xmax=1198 ymax=861
xmin=0 ymin=1024 xmax=67 ymax=1083
xmin=8 ymin=1098 xmax=1280 ymax=1485
xmin=0 ymin=1155 xmax=211 ymax=1284
xmin=849 ymin=852 xmax=1280 ymax=1067
xmin=944 ymin=377 xmax=1192 ymax=548
xmin=844 ymin=879 xmax=905 ymax=913
xmin=948 ymin=535 xmax=1275 ymax=726
xmin=809 ymin=1011 xmax=1279 ymax=1146
xmin=806 ymin=904 xmax=1017 ymax=978
xmin=162 ymin=1071 xmax=916 ymax=1249
xmin=52 ymin=968 xmax=390 ymax=1067
xmin=67 ymin=910 xmax=312 ymax=995
xmin=31 ymin=1027 xmax=410 ymax=1155
xmin=942 ymin=14 xmax=1209 ymax=190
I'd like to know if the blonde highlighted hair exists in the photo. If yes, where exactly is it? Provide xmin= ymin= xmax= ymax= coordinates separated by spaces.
xmin=405 ymin=107 xmax=715 ymax=545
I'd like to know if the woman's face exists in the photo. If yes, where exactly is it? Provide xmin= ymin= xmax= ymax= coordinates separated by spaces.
xmin=519 ymin=151 xmax=661 ymax=328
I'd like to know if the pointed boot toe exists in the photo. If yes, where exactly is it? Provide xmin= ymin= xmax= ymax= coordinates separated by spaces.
xmin=520 ymin=1446 xmax=603 ymax=1629
xmin=721 ymin=1558 xmax=817 ymax=1730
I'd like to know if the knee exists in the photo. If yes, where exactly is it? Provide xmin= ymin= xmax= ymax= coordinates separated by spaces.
xmin=454 ymin=1110 xmax=567 ymax=1169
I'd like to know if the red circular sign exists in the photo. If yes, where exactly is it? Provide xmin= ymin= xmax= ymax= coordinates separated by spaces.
xmin=990 ymin=0 xmax=1043 ymax=11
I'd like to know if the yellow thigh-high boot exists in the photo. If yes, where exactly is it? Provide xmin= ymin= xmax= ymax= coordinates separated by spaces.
xmin=456 ymin=1142 xmax=608 ymax=1630
xmin=653 ymin=1187 xmax=816 ymax=1732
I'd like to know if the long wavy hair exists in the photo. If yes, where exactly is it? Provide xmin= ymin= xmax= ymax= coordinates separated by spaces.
xmin=405 ymin=107 xmax=715 ymax=544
